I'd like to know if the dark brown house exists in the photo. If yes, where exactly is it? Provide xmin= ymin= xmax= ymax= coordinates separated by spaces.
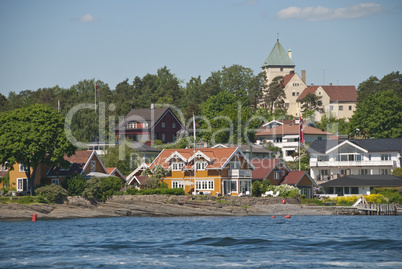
xmin=115 ymin=106 xmax=185 ymax=143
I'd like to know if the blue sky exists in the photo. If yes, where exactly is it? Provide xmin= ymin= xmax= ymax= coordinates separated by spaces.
xmin=0 ymin=0 xmax=401 ymax=96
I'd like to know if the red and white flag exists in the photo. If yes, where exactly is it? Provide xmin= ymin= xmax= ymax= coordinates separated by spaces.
xmin=299 ymin=116 xmax=304 ymax=143
xmin=58 ymin=100 xmax=61 ymax=112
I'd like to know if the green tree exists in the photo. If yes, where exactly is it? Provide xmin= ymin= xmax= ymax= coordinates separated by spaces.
xmin=61 ymin=174 xmax=87 ymax=196
xmin=0 ymin=93 xmax=8 ymax=113
xmin=349 ymin=90 xmax=402 ymax=138
xmin=392 ymin=168 xmax=402 ymax=178
xmin=0 ymin=104 xmax=76 ymax=194
xmin=100 ymin=146 xmax=141 ymax=176
xmin=356 ymin=71 xmax=402 ymax=103
xmin=315 ymin=115 xmax=350 ymax=135
xmin=264 ymin=76 xmax=286 ymax=114
xmin=300 ymin=93 xmax=322 ymax=120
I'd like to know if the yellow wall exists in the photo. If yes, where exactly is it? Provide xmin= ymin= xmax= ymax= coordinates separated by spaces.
xmin=7 ymin=162 xmax=49 ymax=190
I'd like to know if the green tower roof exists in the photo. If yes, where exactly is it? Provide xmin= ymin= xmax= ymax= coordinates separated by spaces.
xmin=262 ymin=40 xmax=295 ymax=68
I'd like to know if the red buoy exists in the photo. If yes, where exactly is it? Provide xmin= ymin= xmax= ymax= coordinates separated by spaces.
xmin=282 ymin=199 xmax=286 ymax=204
xmin=32 ymin=213 xmax=37 ymax=222
xmin=284 ymin=215 xmax=291 ymax=219
xmin=271 ymin=216 xmax=276 ymax=218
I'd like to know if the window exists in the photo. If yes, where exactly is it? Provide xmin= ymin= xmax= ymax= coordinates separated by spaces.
xmin=339 ymin=106 xmax=343 ymax=111
xmin=143 ymin=122 xmax=149 ymax=127
xmin=318 ymin=137 xmax=322 ymax=141
xmin=359 ymin=169 xmax=369 ymax=175
xmin=318 ymin=101 xmax=322 ymax=106
xmin=285 ymin=103 xmax=289 ymax=108
xmin=318 ymin=91 xmax=321 ymax=95
xmin=231 ymin=181 xmax=237 ymax=192
xmin=127 ymin=122 xmax=137 ymax=129
xmin=52 ymin=179 xmax=60 ymax=185
xmin=90 ymin=161 xmax=96 ymax=172
xmin=161 ymin=133 xmax=166 ymax=142
xmin=172 ymin=181 xmax=184 ymax=189
xmin=195 ymin=180 xmax=214 ymax=190
xmin=196 ymin=161 xmax=208 ymax=170
xmin=317 ymin=155 xmax=329 ymax=161
xmin=274 ymin=170 xmax=281 ymax=180
xmin=368 ymin=154 xmax=371 ymax=161
xmin=349 ymin=106 xmax=352 ymax=111
xmin=356 ymin=155 xmax=362 ymax=161
xmin=381 ymin=154 xmax=391 ymax=161
xmin=172 ymin=123 xmax=176 ymax=128
xmin=296 ymin=92 xmax=299 ymax=96
xmin=380 ymin=169 xmax=390 ymax=175
xmin=280 ymin=67 xmax=283 ymax=71
xmin=292 ymin=92 xmax=295 ymax=96
xmin=230 ymin=161 xmax=240 ymax=169
xmin=330 ymin=105 xmax=333 ymax=111
xmin=161 ymin=122 xmax=166 ymax=128
xmin=17 ymin=178 xmax=27 ymax=192
xmin=172 ymin=162 xmax=184 ymax=171
xmin=351 ymin=187 xmax=359 ymax=194
xmin=19 ymin=164 xmax=28 ymax=172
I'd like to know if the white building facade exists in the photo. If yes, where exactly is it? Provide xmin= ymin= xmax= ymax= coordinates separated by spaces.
xmin=308 ymin=139 xmax=402 ymax=182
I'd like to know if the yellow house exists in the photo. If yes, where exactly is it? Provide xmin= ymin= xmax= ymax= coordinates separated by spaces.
xmin=144 ymin=147 xmax=255 ymax=196
xmin=0 ymin=151 xmax=110 ymax=193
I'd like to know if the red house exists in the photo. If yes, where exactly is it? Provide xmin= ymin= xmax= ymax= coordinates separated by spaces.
xmin=115 ymin=106 xmax=185 ymax=143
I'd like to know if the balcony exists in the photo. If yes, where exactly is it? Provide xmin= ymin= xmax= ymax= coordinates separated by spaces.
xmin=310 ymin=160 xmax=395 ymax=167
xmin=229 ymin=169 xmax=252 ymax=178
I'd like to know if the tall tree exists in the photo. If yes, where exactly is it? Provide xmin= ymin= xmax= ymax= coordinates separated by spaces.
xmin=263 ymin=76 xmax=286 ymax=114
xmin=0 ymin=104 xmax=76 ymax=194
xmin=349 ymin=90 xmax=402 ymax=138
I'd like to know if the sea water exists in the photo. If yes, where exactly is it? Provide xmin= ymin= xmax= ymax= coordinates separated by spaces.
xmin=0 ymin=215 xmax=401 ymax=268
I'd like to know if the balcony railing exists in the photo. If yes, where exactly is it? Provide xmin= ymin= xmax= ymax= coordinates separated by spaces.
xmin=229 ymin=169 xmax=252 ymax=178
xmin=310 ymin=160 xmax=395 ymax=167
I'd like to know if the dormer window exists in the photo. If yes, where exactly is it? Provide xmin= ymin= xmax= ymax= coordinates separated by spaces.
xmin=127 ymin=121 xmax=137 ymax=129
xmin=196 ymin=161 xmax=208 ymax=170
xmin=90 ymin=161 xmax=96 ymax=172
xmin=230 ymin=161 xmax=240 ymax=169
xmin=172 ymin=162 xmax=184 ymax=171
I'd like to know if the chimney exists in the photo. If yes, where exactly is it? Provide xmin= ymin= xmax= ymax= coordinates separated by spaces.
xmin=288 ymin=49 xmax=292 ymax=59
xmin=150 ymin=104 xmax=155 ymax=110
xmin=301 ymin=70 xmax=306 ymax=83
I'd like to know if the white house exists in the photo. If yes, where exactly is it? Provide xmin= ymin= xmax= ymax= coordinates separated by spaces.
xmin=307 ymin=138 xmax=402 ymax=182
xmin=255 ymin=119 xmax=332 ymax=161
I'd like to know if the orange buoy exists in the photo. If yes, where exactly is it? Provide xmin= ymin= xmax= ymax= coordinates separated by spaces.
xmin=284 ymin=215 xmax=291 ymax=219
xmin=271 ymin=216 xmax=276 ymax=218
xmin=32 ymin=213 xmax=37 ymax=222
xmin=282 ymin=199 xmax=286 ymax=204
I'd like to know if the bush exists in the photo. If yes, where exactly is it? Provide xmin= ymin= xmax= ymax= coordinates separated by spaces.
xmin=82 ymin=176 xmax=124 ymax=202
xmin=35 ymin=185 xmax=67 ymax=204
xmin=126 ymin=188 xmax=139 ymax=195
xmin=252 ymin=181 xmax=262 ymax=197
xmin=372 ymin=187 xmax=402 ymax=203
xmin=61 ymin=174 xmax=87 ymax=196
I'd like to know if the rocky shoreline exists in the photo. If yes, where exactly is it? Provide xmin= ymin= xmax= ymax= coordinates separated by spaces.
xmin=0 ymin=195 xmax=335 ymax=221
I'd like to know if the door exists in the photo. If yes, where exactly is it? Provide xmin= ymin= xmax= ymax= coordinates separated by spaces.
xmin=17 ymin=178 xmax=28 ymax=192
xmin=223 ymin=181 xmax=231 ymax=195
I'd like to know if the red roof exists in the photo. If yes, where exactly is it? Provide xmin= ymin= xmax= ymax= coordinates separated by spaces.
xmin=150 ymin=147 xmax=241 ymax=170
xmin=281 ymin=171 xmax=305 ymax=185
xmin=47 ymin=151 xmax=94 ymax=176
xmin=297 ymin=85 xmax=357 ymax=102
xmin=256 ymin=124 xmax=332 ymax=136
xmin=106 ymin=167 xmax=116 ymax=175
xmin=251 ymin=159 xmax=280 ymax=179
xmin=283 ymin=73 xmax=296 ymax=86
xmin=0 ymin=171 xmax=7 ymax=178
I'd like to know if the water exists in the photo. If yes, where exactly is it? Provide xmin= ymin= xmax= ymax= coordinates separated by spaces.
xmin=0 ymin=215 xmax=401 ymax=268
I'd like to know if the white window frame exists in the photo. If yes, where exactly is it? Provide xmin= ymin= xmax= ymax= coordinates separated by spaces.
xmin=161 ymin=133 xmax=166 ymax=141
xmin=90 ymin=160 xmax=96 ymax=172
xmin=196 ymin=180 xmax=214 ymax=190
xmin=172 ymin=122 xmax=176 ymax=128
xmin=230 ymin=161 xmax=240 ymax=169
xmin=19 ymin=164 xmax=28 ymax=173
xmin=17 ymin=178 xmax=27 ymax=192
xmin=172 ymin=181 xmax=185 ymax=189
xmin=52 ymin=178 xmax=60 ymax=185
xmin=172 ymin=162 xmax=184 ymax=171
xmin=196 ymin=161 xmax=207 ymax=170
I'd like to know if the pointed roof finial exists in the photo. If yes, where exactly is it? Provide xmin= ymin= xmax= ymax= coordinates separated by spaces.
xmin=277 ymin=32 xmax=279 ymax=41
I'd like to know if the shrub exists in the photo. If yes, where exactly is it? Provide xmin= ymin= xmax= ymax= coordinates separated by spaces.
xmin=126 ymin=188 xmax=139 ymax=195
xmin=252 ymin=181 xmax=262 ymax=197
xmin=61 ymin=174 xmax=87 ymax=196
xmin=35 ymin=185 xmax=67 ymax=204
xmin=82 ymin=176 xmax=124 ymax=202
xmin=372 ymin=187 xmax=402 ymax=203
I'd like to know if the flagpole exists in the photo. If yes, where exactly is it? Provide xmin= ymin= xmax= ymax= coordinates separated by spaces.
xmin=95 ymin=81 xmax=97 ymax=113
xmin=193 ymin=113 xmax=196 ymax=195
xmin=298 ymin=114 xmax=301 ymax=171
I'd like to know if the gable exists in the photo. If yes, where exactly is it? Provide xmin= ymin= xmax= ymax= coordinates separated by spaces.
xmin=326 ymin=140 xmax=368 ymax=154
